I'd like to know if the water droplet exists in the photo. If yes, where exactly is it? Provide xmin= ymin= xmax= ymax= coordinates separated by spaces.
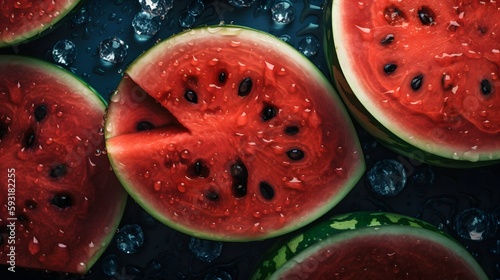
xmin=154 ymin=180 xmax=162 ymax=191
xmin=410 ymin=166 xmax=435 ymax=187
xmin=297 ymin=35 xmax=319 ymax=57
xmin=132 ymin=11 xmax=161 ymax=41
xmin=204 ymin=269 xmax=232 ymax=280
xmin=277 ymin=34 xmax=291 ymax=43
xmin=98 ymin=37 xmax=128 ymax=64
xmin=71 ymin=7 xmax=90 ymax=26
xmin=139 ymin=0 xmax=173 ymax=17
xmin=491 ymin=240 xmax=500 ymax=255
xmin=177 ymin=182 xmax=186 ymax=193
xmin=227 ymin=0 xmax=256 ymax=8
xmin=271 ymin=1 xmax=295 ymax=24
xmin=188 ymin=237 xmax=223 ymax=262
xmin=28 ymin=236 xmax=40 ymax=255
xmin=179 ymin=12 xmax=195 ymax=28
xmin=366 ymin=159 xmax=406 ymax=197
xmin=236 ymin=112 xmax=248 ymax=126
xmin=116 ymin=224 xmax=145 ymax=254
xmin=187 ymin=0 xmax=204 ymax=16
xmin=101 ymin=254 xmax=120 ymax=277
xmin=454 ymin=208 xmax=496 ymax=241
xmin=52 ymin=39 xmax=77 ymax=66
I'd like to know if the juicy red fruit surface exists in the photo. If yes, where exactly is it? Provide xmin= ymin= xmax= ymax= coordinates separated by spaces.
xmin=0 ymin=0 xmax=79 ymax=46
xmin=279 ymin=234 xmax=480 ymax=279
xmin=106 ymin=27 xmax=363 ymax=240
xmin=0 ymin=57 xmax=126 ymax=273
xmin=337 ymin=0 xmax=499 ymax=158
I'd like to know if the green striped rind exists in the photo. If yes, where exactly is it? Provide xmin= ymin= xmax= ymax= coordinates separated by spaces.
xmin=250 ymin=212 xmax=488 ymax=280
xmin=322 ymin=0 xmax=500 ymax=168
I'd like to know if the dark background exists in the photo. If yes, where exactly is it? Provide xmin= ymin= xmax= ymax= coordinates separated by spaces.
xmin=1 ymin=0 xmax=499 ymax=279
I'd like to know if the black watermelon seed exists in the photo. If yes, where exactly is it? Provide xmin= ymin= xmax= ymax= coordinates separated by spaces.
xmin=381 ymin=34 xmax=395 ymax=45
xmin=238 ymin=77 xmax=252 ymax=96
xmin=230 ymin=160 xmax=248 ymax=181
xmin=51 ymin=193 xmax=72 ymax=209
xmin=136 ymin=121 xmax=155 ymax=131
xmin=418 ymin=6 xmax=435 ymax=25
xmin=478 ymin=26 xmax=488 ymax=35
xmin=384 ymin=63 xmax=398 ymax=74
xmin=411 ymin=74 xmax=424 ymax=91
xmin=184 ymin=89 xmax=198 ymax=104
xmin=49 ymin=164 xmax=67 ymax=178
xmin=190 ymin=160 xmax=209 ymax=178
xmin=25 ymin=200 xmax=38 ymax=209
xmin=259 ymin=181 xmax=275 ymax=200
xmin=287 ymin=148 xmax=305 ymax=160
xmin=24 ymin=130 xmax=35 ymax=149
xmin=481 ymin=79 xmax=492 ymax=95
xmin=34 ymin=104 xmax=47 ymax=122
xmin=261 ymin=105 xmax=277 ymax=121
xmin=285 ymin=125 xmax=299 ymax=135
xmin=218 ymin=71 xmax=227 ymax=84
xmin=205 ymin=189 xmax=220 ymax=201
xmin=232 ymin=183 xmax=247 ymax=198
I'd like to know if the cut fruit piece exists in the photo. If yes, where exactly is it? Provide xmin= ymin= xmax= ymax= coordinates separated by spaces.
xmin=324 ymin=0 xmax=500 ymax=167
xmin=251 ymin=212 xmax=488 ymax=279
xmin=105 ymin=25 xmax=365 ymax=241
xmin=0 ymin=55 xmax=127 ymax=273
xmin=0 ymin=0 xmax=83 ymax=47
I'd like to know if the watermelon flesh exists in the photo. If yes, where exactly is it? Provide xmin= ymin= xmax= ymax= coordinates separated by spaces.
xmin=0 ymin=0 xmax=82 ymax=47
xmin=326 ymin=0 xmax=500 ymax=166
xmin=0 ymin=55 xmax=127 ymax=273
xmin=105 ymin=26 xmax=365 ymax=241
xmin=252 ymin=212 xmax=488 ymax=279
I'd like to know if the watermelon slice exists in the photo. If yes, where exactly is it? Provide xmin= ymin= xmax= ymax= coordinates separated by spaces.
xmin=0 ymin=0 xmax=82 ymax=47
xmin=251 ymin=212 xmax=488 ymax=279
xmin=324 ymin=0 xmax=500 ymax=167
xmin=105 ymin=25 xmax=365 ymax=241
xmin=0 ymin=55 xmax=127 ymax=273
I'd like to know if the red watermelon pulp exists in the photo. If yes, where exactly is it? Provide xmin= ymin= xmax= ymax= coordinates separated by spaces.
xmin=0 ymin=0 xmax=82 ymax=47
xmin=0 ymin=55 xmax=127 ymax=273
xmin=251 ymin=212 xmax=488 ymax=279
xmin=325 ymin=0 xmax=500 ymax=167
xmin=105 ymin=25 xmax=365 ymax=241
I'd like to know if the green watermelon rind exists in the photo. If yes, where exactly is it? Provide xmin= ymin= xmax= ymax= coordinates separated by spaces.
xmin=105 ymin=25 xmax=365 ymax=241
xmin=250 ymin=212 xmax=488 ymax=280
xmin=0 ymin=0 xmax=84 ymax=48
xmin=0 ymin=54 xmax=128 ymax=273
xmin=323 ymin=0 xmax=500 ymax=168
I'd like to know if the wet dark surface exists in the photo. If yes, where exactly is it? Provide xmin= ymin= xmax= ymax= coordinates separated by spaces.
xmin=1 ymin=0 xmax=499 ymax=279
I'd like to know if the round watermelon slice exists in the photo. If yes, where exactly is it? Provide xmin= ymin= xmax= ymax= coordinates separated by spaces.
xmin=251 ymin=211 xmax=488 ymax=279
xmin=0 ymin=55 xmax=127 ymax=273
xmin=324 ymin=0 xmax=500 ymax=167
xmin=104 ymin=25 xmax=365 ymax=241
xmin=0 ymin=0 xmax=82 ymax=47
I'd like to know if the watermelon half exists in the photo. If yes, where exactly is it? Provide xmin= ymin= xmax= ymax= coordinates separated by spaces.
xmin=325 ymin=0 xmax=500 ymax=167
xmin=0 ymin=55 xmax=127 ymax=273
xmin=251 ymin=211 xmax=488 ymax=279
xmin=0 ymin=0 xmax=82 ymax=47
xmin=104 ymin=25 xmax=365 ymax=241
